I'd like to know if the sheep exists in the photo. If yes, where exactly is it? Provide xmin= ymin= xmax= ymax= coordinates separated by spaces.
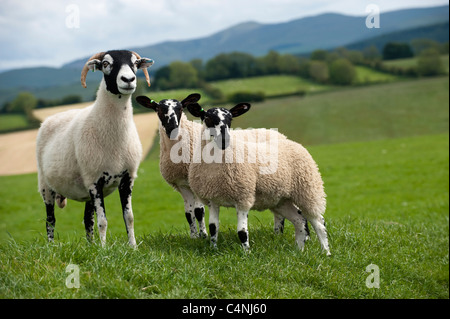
xmin=36 ymin=50 xmax=154 ymax=247
xmin=135 ymin=93 xmax=293 ymax=239
xmin=186 ymin=103 xmax=330 ymax=255
xmin=135 ymin=93 xmax=208 ymax=239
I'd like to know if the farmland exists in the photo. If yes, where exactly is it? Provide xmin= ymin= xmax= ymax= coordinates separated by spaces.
xmin=0 ymin=76 xmax=448 ymax=299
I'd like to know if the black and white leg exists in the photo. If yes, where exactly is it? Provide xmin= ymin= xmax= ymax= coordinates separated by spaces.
xmin=208 ymin=202 xmax=220 ymax=248
xmin=273 ymin=212 xmax=285 ymax=234
xmin=41 ymin=187 xmax=56 ymax=242
xmin=194 ymin=204 xmax=208 ymax=239
xmin=84 ymin=200 xmax=95 ymax=242
xmin=236 ymin=208 xmax=250 ymax=251
xmin=179 ymin=186 xmax=199 ymax=238
xmin=89 ymin=177 xmax=107 ymax=246
xmin=273 ymin=202 xmax=309 ymax=251
xmin=119 ymin=172 xmax=137 ymax=247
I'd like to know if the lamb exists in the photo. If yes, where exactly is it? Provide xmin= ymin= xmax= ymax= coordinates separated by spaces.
xmin=135 ymin=93 xmax=208 ymax=239
xmin=187 ymin=103 xmax=330 ymax=255
xmin=135 ymin=93 xmax=292 ymax=239
xmin=36 ymin=50 xmax=154 ymax=247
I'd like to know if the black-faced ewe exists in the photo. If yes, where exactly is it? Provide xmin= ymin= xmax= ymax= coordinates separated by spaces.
xmin=135 ymin=94 xmax=208 ymax=239
xmin=36 ymin=50 xmax=154 ymax=247
xmin=187 ymin=104 xmax=330 ymax=255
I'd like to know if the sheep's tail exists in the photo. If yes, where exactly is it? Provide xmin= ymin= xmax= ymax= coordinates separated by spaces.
xmin=55 ymin=194 xmax=67 ymax=209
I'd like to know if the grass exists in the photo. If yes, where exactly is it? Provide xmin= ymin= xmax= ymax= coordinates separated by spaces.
xmin=0 ymin=114 xmax=29 ymax=132
xmin=210 ymin=75 xmax=330 ymax=97
xmin=0 ymin=76 xmax=448 ymax=299
xmin=0 ymin=134 xmax=448 ymax=299
xmin=232 ymin=77 xmax=449 ymax=145
xmin=384 ymin=54 xmax=449 ymax=74
xmin=353 ymin=65 xmax=401 ymax=84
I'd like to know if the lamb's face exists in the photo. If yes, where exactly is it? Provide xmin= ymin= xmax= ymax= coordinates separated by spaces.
xmin=135 ymin=93 xmax=201 ymax=139
xmin=203 ymin=108 xmax=233 ymax=150
xmin=156 ymin=99 xmax=183 ymax=138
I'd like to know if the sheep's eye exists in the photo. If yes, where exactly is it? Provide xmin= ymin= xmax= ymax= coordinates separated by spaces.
xmin=204 ymin=118 xmax=213 ymax=127
xmin=102 ymin=61 xmax=109 ymax=68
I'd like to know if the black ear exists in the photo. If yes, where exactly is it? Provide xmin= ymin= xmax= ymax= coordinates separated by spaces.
xmin=135 ymin=96 xmax=159 ymax=111
xmin=186 ymin=102 xmax=205 ymax=119
xmin=181 ymin=93 xmax=201 ymax=108
xmin=230 ymin=103 xmax=251 ymax=118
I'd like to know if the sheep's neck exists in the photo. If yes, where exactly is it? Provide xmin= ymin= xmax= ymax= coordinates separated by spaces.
xmin=92 ymin=80 xmax=134 ymax=120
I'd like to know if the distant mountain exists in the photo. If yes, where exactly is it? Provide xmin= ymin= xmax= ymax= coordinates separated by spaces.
xmin=0 ymin=4 xmax=448 ymax=99
xmin=64 ymin=5 xmax=449 ymax=71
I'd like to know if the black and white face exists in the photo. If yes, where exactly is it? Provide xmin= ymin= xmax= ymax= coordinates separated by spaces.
xmin=87 ymin=50 xmax=153 ymax=95
xmin=156 ymin=99 xmax=184 ymax=137
xmin=203 ymin=108 xmax=233 ymax=150
xmin=135 ymin=93 xmax=202 ymax=138
xmin=186 ymin=103 xmax=251 ymax=150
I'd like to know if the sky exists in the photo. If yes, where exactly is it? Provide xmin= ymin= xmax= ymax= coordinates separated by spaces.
xmin=0 ymin=0 xmax=448 ymax=71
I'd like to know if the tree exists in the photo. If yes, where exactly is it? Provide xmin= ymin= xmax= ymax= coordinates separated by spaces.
xmin=363 ymin=45 xmax=381 ymax=62
xmin=309 ymin=61 xmax=329 ymax=83
xmin=168 ymin=61 xmax=199 ymax=89
xmin=310 ymin=49 xmax=328 ymax=61
xmin=8 ymin=92 xmax=37 ymax=114
xmin=417 ymin=48 xmax=444 ymax=76
xmin=382 ymin=42 xmax=414 ymax=60
xmin=329 ymin=58 xmax=356 ymax=85
xmin=8 ymin=91 xmax=39 ymax=125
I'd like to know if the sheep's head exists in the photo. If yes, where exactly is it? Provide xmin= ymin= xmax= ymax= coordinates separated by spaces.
xmin=135 ymin=93 xmax=201 ymax=138
xmin=81 ymin=50 xmax=154 ymax=95
xmin=187 ymin=102 xmax=251 ymax=150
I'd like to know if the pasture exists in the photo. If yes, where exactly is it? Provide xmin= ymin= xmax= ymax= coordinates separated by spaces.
xmin=0 ymin=77 xmax=448 ymax=299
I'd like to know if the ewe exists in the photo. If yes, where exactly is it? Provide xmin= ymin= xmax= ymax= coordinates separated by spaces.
xmin=36 ymin=50 xmax=154 ymax=247
xmin=187 ymin=103 xmax=330 ymax=255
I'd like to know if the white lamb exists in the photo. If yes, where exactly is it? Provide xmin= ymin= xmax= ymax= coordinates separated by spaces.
xmin=36 ymin=50 xmax=154 ymax=247
xmin=187 ymin=103 xmax=330 ymax=255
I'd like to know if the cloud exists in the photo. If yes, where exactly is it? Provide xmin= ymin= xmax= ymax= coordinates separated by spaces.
xmin=0 ymin=0 xmax=448 ymax=71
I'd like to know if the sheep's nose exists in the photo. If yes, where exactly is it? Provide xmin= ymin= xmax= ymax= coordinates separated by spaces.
xmin=121 ymin=75 xmax=135 ymax=83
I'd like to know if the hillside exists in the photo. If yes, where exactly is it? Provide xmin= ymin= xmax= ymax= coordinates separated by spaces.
xmin=0 ymin=5 xmax=447 ymax=108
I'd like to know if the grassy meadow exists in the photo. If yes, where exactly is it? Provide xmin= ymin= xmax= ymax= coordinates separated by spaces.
xmin=0 ymin=76 xmax=448 ymax=299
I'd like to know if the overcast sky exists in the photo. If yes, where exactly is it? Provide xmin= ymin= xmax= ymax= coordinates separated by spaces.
xmin=0 ymin=0 xmax=448 ymax=71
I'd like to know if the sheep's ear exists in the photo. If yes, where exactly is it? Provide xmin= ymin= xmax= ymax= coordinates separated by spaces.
xmin=137 ymin=58 xmax=154 ymax=69
xmin=181 ymin=93 xmax=201 ymax=108
xmin=230 ymin=103 xmax=251 ymax=118
xmin=86 ymin=59 xmax=102 ymax=71
xmin=186 ymin=103 xmax=205 ymax=119
xmin=135 ymin=96 xmax=159 ymax=111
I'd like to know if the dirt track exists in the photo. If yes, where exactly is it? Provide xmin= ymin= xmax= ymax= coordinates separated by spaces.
xmin=0 ymin=103 xmax=159 ymax=176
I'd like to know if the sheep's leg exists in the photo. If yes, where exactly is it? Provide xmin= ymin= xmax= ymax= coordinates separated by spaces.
xmin=89 ymin=177 xmax=107 ymax=247
xmin=84 ymin=200 xmax=95 ymax=242
xmin=41 ymin=187 xmax=56 ymax=242
xmin=273 ymin=202 xmax=309 ymax=251
xmin=119 ymin=172 xmax=137 ymax=248
xmin=308 ymin=216 xmax=331 ymax=256
xmin=273 ymin=212 xmax=285 ymax=234
xmin=208 ymin=202 xmax=220 ymax=249
xmin=179 ymin=186 xmax=199 ymax=238
xmin=194 ymin=204 xmax=208 ymax=239
xmin=236 ymin=209 xmax=250 ymax=251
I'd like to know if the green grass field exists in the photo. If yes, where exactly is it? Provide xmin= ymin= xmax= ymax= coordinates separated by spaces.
xmin=0 ymin=76 xmax=448 ymax=299
xmin=0 ymin=114 xmax=29 ymax=132
xmin=384 ymin=54 xmax=449 ymax=74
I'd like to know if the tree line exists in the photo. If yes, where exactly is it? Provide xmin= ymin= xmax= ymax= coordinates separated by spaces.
xmin=153 ymin=39 xmax=448 ymax=90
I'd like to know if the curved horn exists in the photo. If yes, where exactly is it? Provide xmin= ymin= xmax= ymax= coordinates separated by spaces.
xmin=131 ymin=51 xmax=151 ymax=87
xmin=80 ymin=52 xmax=106 ymax=88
